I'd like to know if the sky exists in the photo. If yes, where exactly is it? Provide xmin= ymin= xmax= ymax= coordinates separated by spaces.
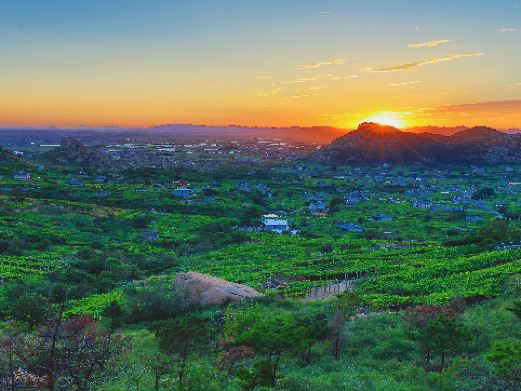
xmin=1 ymin=0 xmax=520 ymax=129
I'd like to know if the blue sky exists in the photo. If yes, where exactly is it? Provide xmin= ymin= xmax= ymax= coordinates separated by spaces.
xmin=1 ymin=0 xmax=520 ymax=128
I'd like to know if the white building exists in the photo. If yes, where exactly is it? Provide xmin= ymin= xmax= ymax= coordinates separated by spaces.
xmin=13 ymin=172 xmax=31 ymax=181
xmin=262 ymin=214 xmax=289 ymax=233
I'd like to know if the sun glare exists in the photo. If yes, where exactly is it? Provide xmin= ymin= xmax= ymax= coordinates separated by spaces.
xmin=363 ymin=113 xmax=406 ymax=128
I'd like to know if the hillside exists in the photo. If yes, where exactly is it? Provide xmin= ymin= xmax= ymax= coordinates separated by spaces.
xmin=312 ymin=122 xmax=521 ymax=164
xmin=0 ymin=147 xmax=34 ymax=175
xmin=1 ymin=144 xmax=520 ymax=390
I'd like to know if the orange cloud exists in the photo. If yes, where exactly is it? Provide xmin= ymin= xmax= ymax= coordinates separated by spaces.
xmin=433 ymin=100 xmax=521 ymax=114
xmin=408 ymin=39 xmax=451 ymax=48
xmin=388 ymin=81 xmax=421 ymax=86
xmin=365 ymin=52 xmax=485 ymax=73
xmin=298 ymin=58 xmax=345 ymax=70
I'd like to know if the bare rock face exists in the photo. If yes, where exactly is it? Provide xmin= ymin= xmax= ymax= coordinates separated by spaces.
xmin=175 ymin=272 xmax=263 ymax=307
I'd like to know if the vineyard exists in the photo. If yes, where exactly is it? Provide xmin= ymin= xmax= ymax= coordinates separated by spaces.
xmin=1 ymin=161 xmax=519 ymax=314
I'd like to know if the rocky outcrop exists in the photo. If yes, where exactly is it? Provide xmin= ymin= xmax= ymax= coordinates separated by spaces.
xmin=175 ymin=272 xmax=263 ymax=307
xmin=310 ymin=122 xmax=521 ymax=164
xmin=51 ymin=137 xmax=110 ymax=168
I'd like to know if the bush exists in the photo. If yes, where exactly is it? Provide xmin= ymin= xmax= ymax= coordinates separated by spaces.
xmin=471 ymin=187 xmax=495 ymax=200
xmin=125 ymin=281 xmax=189 ymax=323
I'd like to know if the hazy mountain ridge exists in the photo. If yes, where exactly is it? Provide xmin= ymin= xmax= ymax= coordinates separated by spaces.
xmin=311 ymin=122 xmax=521 ymax=164
xmin=405 ymin=125 xmax=469 ymax=136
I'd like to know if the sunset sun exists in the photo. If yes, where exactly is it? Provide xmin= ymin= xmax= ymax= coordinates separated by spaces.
xmin=363 ymin=113 xmax=406 ymax=128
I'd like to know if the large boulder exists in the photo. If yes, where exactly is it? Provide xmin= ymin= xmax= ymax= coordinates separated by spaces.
xmin=175 ymin=272 xmax=263 ymax=307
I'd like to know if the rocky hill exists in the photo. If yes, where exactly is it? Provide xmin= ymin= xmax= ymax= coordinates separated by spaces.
xmin=311 ymin=122 xmax=521 ymax=164
xmin=46 ymin=137 xmax=111 ymax=168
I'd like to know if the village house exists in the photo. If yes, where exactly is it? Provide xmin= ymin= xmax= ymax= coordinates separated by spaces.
xmin=345 ymin=191 xmax=368 ymax=206
xmin=95 ymin=191 xmax=110 ymax=198
xmin=371 ymin=214 xmax=394 ymax=222
xmin=173 ymin=187 xmax=192 ymax=198
xmin=262 ymin=214 xmax=290 ymax=233
xmin=67 ymin=179 xmax=83 ymax=186
xmin=174 ymin=180 xmax=189 ymax=187
xmin=308 ymin=201 xmax=329 ymax=216
xmin=413 ymin=200 xmax=432 ymax=209
xmin=255 ymin=184 xmax=270 ymax=193
xmin=339 ymin=223 xmax=365 ymax=233
xmin=237 ymin=183 xmax=250 ymax=192
xmin=12 ymin=172 xmax=31 ymax=181
xmin=431 ymin=204 xmax=452 ymax=212
xmin=141 ymin=229 xmax=159 ymax=241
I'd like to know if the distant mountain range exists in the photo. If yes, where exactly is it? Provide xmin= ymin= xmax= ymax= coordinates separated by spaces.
xmin=149 ymin=124 xmax=346 ymax=143
xmin=0 ymin=124 xmax=347 ymax=146
xmin=311 ymin=122 xmax=521 ymax=164
xmin=0 ymin=124 xmax=519 ymax=148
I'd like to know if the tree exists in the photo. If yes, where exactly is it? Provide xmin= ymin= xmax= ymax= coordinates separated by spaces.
xmin=239 ymin=204 xmax=263 ymax=226
xmin=0 ymin=306 xmax=126 ymax=390
xmin=471 ymin=187 xmax=495 ymax=200
xmin=294 ymin=308 xmax=329 ymax=364
xmin=328 ymin=197 xmax=344 ymax=213
xmin=9 ymin=293 xmax=51 ymax=328
xmin=125 ymin=281 xmax=188 ymax=323
xmin=224 ymin=305 xmax=301 ymax=387
xmin=403 ymin=305 xmax=455 ymax=329
xmin=102 ymin=300 xmax=126 ymax=330
xmin=131 ymin=214 xmax=153 ymax=228
xmin=506 ymin=300 xmax=521 ymax=320
xmin=486 ymin=340 xmax=521 ymax=381
xmin=478 ymin=219 xmax=521 ymax=244
xmin=417 ymin=315 xmax=469 ymax=372
xmin=329 ymin=292 xmax=362 ymax=360
xmin=0 ymin=330 xmax=21 ymax=391
xmin=152 ymin=312 xmax=214 ymax=387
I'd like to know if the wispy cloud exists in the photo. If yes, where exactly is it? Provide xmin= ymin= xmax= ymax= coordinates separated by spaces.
xmin=286 ymin=73 xmax=359 ymax=83
xmin=388 ymin=81 xmax=421 ymax=87
xmin=325 ymin=74 xmax=359 ymax=80
xmin=431 ymin=100 xmax=521 ymax=115
xmin=290 ymin=93 xmax=318 ymax=99
xmin=298 ymin=58 xmax=345 ymax=70
xmin=365 ymin=52 xmax=485 ymax=73
xmin=500 ymin=28 xmax=516 ymax=32
xmin=320 ymin=10 xmax=331 ymax=15
xmin=408 ymin=39 xmax=451 ymax=48
xmin=286 ymin=76 xmax=321 ymax=84
xmin=509 ymin=82 xmax=521 ymax=87
xmin=252 ymin=88 xmax=283 ymax=97
xmin=256 ymin=75 xmax=269 ymax=80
